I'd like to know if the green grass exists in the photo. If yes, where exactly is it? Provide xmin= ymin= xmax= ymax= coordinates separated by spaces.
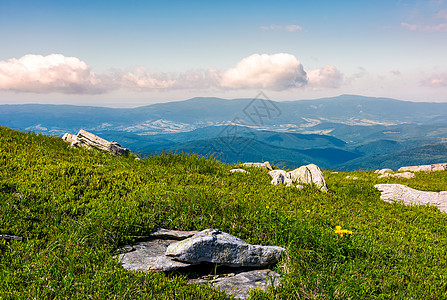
xmin=1 ymin=126 xmax=447 ymax=299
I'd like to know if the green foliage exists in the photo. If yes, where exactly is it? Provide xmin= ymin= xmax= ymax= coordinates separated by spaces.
xmin=1 ymin=126 xmax=447 ymax=299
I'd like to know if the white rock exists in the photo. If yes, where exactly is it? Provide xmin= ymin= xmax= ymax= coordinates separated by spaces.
xmin=377 ymin=168 xmax=393 ymax=175
xmin=242 ymin=162 xmax=272 ymax=170
xmin=288 ymin=164 xmax=327 ymax=192
xmin=375 ymin=184 xmax=447 ymax=213
xmin=230 ymin=169 xmax=248 ymax=174
xmin=398 ymin=163 xmax=447 ymax=172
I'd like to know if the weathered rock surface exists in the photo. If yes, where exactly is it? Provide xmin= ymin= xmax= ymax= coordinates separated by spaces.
xmin=191 ymin=269 xmax=281 ymax=299
xmin=117 ymin=228 xmax=284 ymax=298
xmin=398 ymin=163 xmax=447 ymax=172
xmin=230 ymin=169 xmax=248 ymax=174
xmin=288 ymin=164 xmax=328 ymax=192
xmin=63 ymin=129 xmax=130 ymax=156
xmin=242 ymin=162 xmax=273 ymax=171
xmin=166 ymin=229 xmax=285 ymax=268
xmin=117 ymin=238 xmax=194 ymax=272
xmin=379 ymin=172 xmax=415 ymax=179
xmin=375 ymin=184 xmax=447 ymax=213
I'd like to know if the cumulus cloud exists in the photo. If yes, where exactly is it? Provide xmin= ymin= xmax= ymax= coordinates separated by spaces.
xmin=306 ymin=65 xmax=343 ymax=88
xmin=0 ymin=53 xmax=345 ymax=94
xmin=421 ymin=73 xmax=447 ymax=87
xmin=260 ymin=24 xmax=303 ymax=32
xmin=219 ymin=53 xmax=308 ymax=90
xmin=0 ymin=54 xmax=105 ymax=94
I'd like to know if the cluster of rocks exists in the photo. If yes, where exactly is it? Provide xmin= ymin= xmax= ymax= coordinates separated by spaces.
xmin=117 ymin=228 xmax=284 ymax=299
xmin=398 ymin=163 xmax=447 ymax=172
xmin=62 ymin=130 xmax=130 ymax=156
xmin=232 ymin=162 xmax=328 ymax=192
xmin=375 ymin=184 xmax=447 ymax=213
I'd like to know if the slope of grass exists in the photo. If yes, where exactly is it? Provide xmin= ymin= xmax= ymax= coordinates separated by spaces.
xmin=1 ymin=126 xmax=447 ymax=299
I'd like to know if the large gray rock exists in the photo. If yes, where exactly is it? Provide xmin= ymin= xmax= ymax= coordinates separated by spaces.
xmin=398 ymin=163 xmax=447 ymax=172
xmin=192 ymin=269 xmax=281 ymax=299
xmin=166 ymin=229 xmax=285 ymax=267
xmin=288 ymin=164 xmax=328 ymax=192
xmin=63 ymin=129 xmax=130 ymax=156
xmin=375 ymin=184 xmax=447 ymax=213
xmin=242 ymin=162 xmax=273 ymax=171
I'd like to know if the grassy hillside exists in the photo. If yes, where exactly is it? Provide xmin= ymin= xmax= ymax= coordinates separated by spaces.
xmin=2 ymin=126 xmax=447 ymax=299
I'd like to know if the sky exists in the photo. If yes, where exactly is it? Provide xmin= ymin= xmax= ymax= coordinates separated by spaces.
xmin=0 ymin=0 xmax=447 ymax=107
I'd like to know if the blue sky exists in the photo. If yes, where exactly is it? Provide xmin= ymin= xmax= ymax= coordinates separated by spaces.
xmin=1 ymin=0 xmax=446 ymax=107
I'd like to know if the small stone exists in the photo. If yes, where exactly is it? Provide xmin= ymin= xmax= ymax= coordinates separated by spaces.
xmin=296 ymin=185 xmax=304 ymax=190
xmin=230 ymin=169 xmax=248 ymax=174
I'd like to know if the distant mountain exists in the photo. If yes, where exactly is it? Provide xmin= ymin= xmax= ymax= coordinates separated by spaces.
xmin=2 ymin=95 xmax=447 ymax=137
xmin=338 ymin=142 xmax=447 ymax=170
xmin=1 ymin=94 xmax=447 ymax=170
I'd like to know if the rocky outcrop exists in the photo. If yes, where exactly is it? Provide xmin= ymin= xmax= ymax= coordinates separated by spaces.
xmin=242 ymin=162 xmax=273 ymax=171
xmin=265 ymin=164 xmax=327 ymax=192
xmin=117 ymin=228 xmax=284 ymax=299
xmin=63 ymin=130 xmax=130 ymax=156
xmin=375 ymin=184 xmax=447 ymax=213
xmin=166 ymin=229 xmax=285 ymax=268
xmin=398 ymin=163 xmax=447 ymax=172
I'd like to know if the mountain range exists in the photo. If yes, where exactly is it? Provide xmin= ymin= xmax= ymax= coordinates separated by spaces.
xmin=1 ymin=94 xmax=446 ymax=170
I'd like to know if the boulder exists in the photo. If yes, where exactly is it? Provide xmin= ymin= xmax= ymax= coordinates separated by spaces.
xmin=242 ymin=162 xmax=272 ymax=171
xmin=62 ymin=129 xmax=130 ymax=156
xmin=268 ymin=170 xmax=288 ymax=186
xmin=288 ymin=164 xmax=327 ymax=192
xmin=166 ymin=229 xmax=285 ymax=268
xmin=375 ymin=184 xmax=447 ymax=213
xmin=398 ymin=163 xmax=447 ymax=172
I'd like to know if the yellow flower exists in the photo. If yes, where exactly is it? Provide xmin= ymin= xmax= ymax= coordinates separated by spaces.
xmin=306 ymin=210 xmax=310 ymax=213
xmin=266 ymin=205 xmax=269 ymax=209
xmin=334 ymin=226 xmax=353 ymax=237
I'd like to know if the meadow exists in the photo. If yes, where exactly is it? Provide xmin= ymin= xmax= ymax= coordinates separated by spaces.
xmin=1 ymin=126 xmax=447 ymax=299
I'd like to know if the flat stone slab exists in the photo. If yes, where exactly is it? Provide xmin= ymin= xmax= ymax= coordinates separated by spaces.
xmin=191 ymin=269 xmax=281 ymax=299
xmin=117 ymin=238 xmax=194 ymax=272
xmin=166 ymin=229 xmax=285 ymax=267
xmin=375 ymin=184 xmax=447 ymax=213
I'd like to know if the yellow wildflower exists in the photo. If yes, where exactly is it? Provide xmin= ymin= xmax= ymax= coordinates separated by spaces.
xmin=334 ymin=226 xmax=353 ymax=237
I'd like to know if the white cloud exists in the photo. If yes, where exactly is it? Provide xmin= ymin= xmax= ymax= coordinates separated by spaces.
xmin=307 ymin=65 xmax=343 ymax=88
xmin=260 ymin=24 xmax=303 ymax=32
xmin=218 ymin=53 xmax=308 ymax=90
xmin=401 ymin=22 xmax=447 ymax=32
xmin=421 ymin=73 xmax=447 ymax=87
xmin=0 ymin=53 xmax=345 ymax=94
xmin=0 ymin=54 xmax=105 ymax=94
